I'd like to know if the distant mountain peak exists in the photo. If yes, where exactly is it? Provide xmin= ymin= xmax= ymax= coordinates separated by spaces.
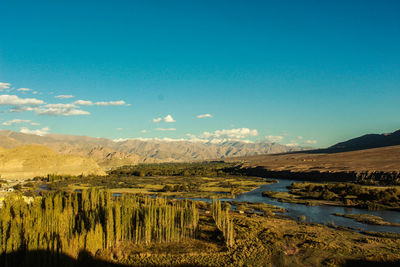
xmin=328 ymin=129 xmax=400 ymax=152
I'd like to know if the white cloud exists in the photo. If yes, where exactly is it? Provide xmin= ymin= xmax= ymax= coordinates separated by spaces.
xmin=20 ymin=126 xmax=50 ymax=136
xmin=141 ymin=129 xmax=148 ymax=133
xmin=17 ymin=88 xmax=32 ymax=92
xmin=113 ymin=138 xmax=129 ymax=142
xmin=286 ymin=143 xmax=299 ymax=147
xmin=305 ymin=140 xmax=317 ymax=144
xmin=116 ymin=128 xmax=123 ymax=131
xmin=2 ymin=119 xmax=39 ymax=126
xmin=44 ymin=103 xmax=77 ymax=109
xmin=113 ymin=137 xmax=188 ymax=143
xmin=297 ymin=136 xmax=303 ymax=140
xmin=201 ymin=128 xmax=258 ymax=140
xmin=114 ymin=128 xmax=258 ymax=144
xmin=0 ymin=82 xmax=11 ymax=91
xmin=196 ymin=113 xmax=213 ymax=119
xmin=156 ymin=128 xmax=176 ymax=131
xmin=55 ymin=95 xmax=74 ymax=99
xmin=73 ymin=99 xmax=128 ymax=106
xmin=153 ymin=114 xmax=176 ymax=123
xmin=9 ymin=106 xmax=35 ymax=113
xmin=177 ymin=128 xmax=260 ymax=143
xmin=164 ymin=114 xmax=175 ymax=122
xmin=95 ymin=100 xmax=127 ymax=106
xmin=265 ymin=135 xmax=283 ymax=143
xmin=34 ymin=107 xmax=90 ymax=116
xmin=74 ymin=100 xmax=93 ymax=106
xmin=0 ymin=95 xmax=44 ymax=106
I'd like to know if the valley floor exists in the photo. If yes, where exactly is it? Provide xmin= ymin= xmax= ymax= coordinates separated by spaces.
xmin=2 ymin=162 xmax=400 ymax=266
xmin=85 ymin=211 xmax=400 ymax=266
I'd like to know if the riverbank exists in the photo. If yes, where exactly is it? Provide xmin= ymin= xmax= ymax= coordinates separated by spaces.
xmin=229 ymin=179 xmax=400 ymax=233
xmin=333 ymin=213 xmax=400 ymax=227
xmin=262 ymin=181 xmax=400 ymax=211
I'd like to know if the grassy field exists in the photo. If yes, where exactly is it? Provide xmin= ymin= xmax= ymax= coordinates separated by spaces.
xmin=41 ymin=174 xmax=266 ymax=199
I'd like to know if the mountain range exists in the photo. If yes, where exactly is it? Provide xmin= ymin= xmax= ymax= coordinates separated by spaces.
xmin=1 ymin=128 xmax=399 ymax=179
xmin=0 ymin=129 xmax=306 ymax=170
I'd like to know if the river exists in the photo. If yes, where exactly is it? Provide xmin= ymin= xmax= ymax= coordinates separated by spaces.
xmin=40 ymin=179 xmax=400 ymax=233
xmin=190 ymin=179 xmax=400 ymax=233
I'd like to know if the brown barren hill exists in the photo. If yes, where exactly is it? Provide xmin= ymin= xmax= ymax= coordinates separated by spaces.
xmin=227 ymin=129 xmax=400 ymax=178
xmin=0 ymin=145 xmax=105 ymax=179
xmin=230 ymin=145 xmax=400 ymax=173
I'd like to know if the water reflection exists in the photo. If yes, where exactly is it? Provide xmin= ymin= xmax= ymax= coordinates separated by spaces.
xmin=191 ymin=179 xmax=400 ymax=233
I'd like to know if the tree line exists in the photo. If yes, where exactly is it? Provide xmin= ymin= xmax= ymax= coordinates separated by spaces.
xmin=212 ymin=199 xmax=234 ymax=247
xmin=109 ymin=162 xmax=236 ymax=177
xmin=0 ymin=190 xmax=199 ymax=257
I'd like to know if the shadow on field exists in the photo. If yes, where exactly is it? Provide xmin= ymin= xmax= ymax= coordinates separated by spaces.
xmin=2 ymin=249 xmax=400 ymax=267
xmin=0 ymin=249 xmax=197 ymax=267
xmin=0 ymin=250 xmax=126 ymax=267
xmin=342 ymin=260 xmax=400 ymax=267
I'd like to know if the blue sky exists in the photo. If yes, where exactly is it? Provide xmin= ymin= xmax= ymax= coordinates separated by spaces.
xmin=0 ymin=0 xmax=399 ymax=147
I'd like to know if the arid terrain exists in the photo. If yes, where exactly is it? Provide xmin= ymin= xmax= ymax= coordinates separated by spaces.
xmin=230 ymin=145 xmax=400 ymax=173
xmin=0 ymin=145 xmax=104 ymax=179
xmin=227 ymin=130 xmax=400 ymax=173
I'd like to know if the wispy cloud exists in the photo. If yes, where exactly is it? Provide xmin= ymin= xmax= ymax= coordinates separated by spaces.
xmin=305 ymin=140 xmax=317 ymax=144
xmin=55 ymin=95 xmax=74 ymax=99
xmin=156 ymin=128 xmax=176 ymax=131
xmin=44 ymin=103 xmax=77 ymax=109
xmin=265 ymin=135 xmax=283 ymax=143
xmin=113 ymin=137 xmax=187 ymax=143
xmin=200 ymin=128 xmax=258 ymax=140
xmin=17 ymin=88 xmax=32 ymax=92
xmin=153 ymin=114 xmax=176 ymax=123
xmin=34 ymin=107 xmax=90 ymax=116
xmin=73 ymin=99 xmax=129 ymax=106
xmin=297 ymin=136 xmax=303 ymax=140
xmin=20 ymin=126 xmax=50 ymax=136
xmin=1 ymin=81 xmax=129 ymax=117
xmin=0 ymin=95 xmax=44 ymax=106
xmin=115 ymin=127 xmax=259 ymax=144
xmin=74 ymin=100 xmax=93 ymax=106
xmin=0 ymin=82 xmax=11 ymax=91
xmin=286 ymin=143 xmax=299 ymax=147
xmin=2 ymin=119 xmax=40 ymax=126
xmin=95 ymin=100 xmax=128 ymax=106
xmin=196 ymin=113 xmax=212 ymax=119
